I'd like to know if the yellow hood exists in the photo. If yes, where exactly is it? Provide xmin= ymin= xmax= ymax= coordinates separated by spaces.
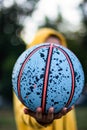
xmin=27 ymin=28 xmax=67 ymax=48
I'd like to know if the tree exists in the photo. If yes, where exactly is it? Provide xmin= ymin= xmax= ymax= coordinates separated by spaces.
xmin=78 ymin=0 xmax=87 ymax=83
xmin=39 ymin=2 xmax=87 ymax=84
xmin=0 ymin=0 xmax=39 ymax=103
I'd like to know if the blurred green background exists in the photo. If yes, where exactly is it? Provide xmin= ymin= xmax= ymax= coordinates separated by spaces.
xmin=0 ymin=0 xmax=87 ymax=130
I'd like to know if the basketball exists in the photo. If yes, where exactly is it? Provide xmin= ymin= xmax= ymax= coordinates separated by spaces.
xmin=12 ymin=43 xmax=85 ymax=114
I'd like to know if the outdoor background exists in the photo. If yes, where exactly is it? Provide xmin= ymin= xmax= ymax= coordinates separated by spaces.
xmin=0 ymin=0 xmax=87 ymax=130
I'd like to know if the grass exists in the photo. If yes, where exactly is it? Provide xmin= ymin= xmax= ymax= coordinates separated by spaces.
xmin=0 ymin=106 xmax=87 ymax=130
xmin=0 ymin=107 xmax=16 ymax=130
xmin=76 ymin=106 xmax=87 ymax=130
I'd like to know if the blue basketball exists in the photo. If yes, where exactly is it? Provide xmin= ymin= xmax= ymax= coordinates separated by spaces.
xmin=12 ymin=43 xmax=85 ymax=113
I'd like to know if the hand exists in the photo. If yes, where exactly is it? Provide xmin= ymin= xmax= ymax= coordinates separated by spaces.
xmin=24 ymin=106 xmax=74 ymax=126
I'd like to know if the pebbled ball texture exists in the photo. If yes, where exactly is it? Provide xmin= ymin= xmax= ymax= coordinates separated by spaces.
xmin=12 ymin=43 xmax=85 ymax=114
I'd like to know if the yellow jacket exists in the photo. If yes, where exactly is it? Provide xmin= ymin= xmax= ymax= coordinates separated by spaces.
xmin=13 ymin=28 xmax=77 ymax=130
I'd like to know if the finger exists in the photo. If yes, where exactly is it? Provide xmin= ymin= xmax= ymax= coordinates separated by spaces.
xmin=24 ymin=108 xmax=29 ymax=114
xmin=67 ymin=105 xmax=74 ymax=112
xmin=24 ymin=108 xmax=35 ymax=117
xmin=54 ymin=112 xmax=63 ymax=119
xmin=47 ymin=107 xmax=54 ymax=121
xmin=54 ymin=108 xmax=67 ymax=119
xmin=36 ymin=107 xmax=42 ymax=120
xmin=61 ymin=107 xmax=67 ymax=115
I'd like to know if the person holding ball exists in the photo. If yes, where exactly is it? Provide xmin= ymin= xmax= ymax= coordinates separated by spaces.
xmin=13 ymin=28 xmax=77 ymax=130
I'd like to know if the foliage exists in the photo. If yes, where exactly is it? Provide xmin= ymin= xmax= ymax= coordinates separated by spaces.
xmin=0 ymin=0 xmax=39 ymax=102
xmin=39 ymin=2 xmax=87 ymax=84
xmin=76 ymin=106 xmax=87 ymax=130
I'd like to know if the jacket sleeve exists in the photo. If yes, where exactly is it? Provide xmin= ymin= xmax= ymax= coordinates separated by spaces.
xmin=63 ymin=109 xmax=77 ymax=130
xmin=13 ymin=92 xmax=45 ymax=130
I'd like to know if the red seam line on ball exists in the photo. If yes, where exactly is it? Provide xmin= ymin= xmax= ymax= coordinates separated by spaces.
xmin=42 ymin=43 xmax=53 ymax=113
xmin=17 ymin=45 xmax=50 ymax=102
xmin=54 ymin=45 xmax=75 ymax=107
